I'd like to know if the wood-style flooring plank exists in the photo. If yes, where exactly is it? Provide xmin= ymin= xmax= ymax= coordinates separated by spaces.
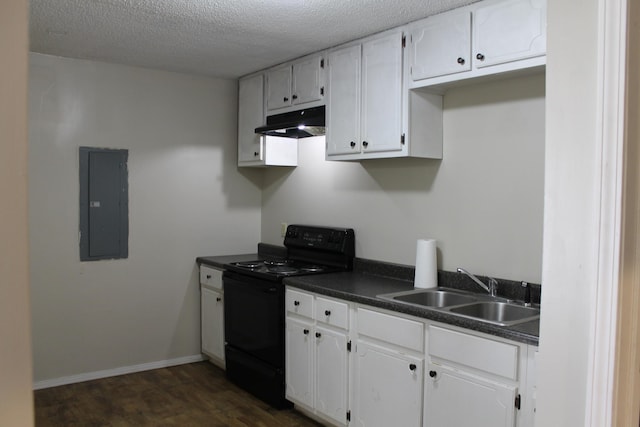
xmin=34 ymin=361 xmax=323 ymax=427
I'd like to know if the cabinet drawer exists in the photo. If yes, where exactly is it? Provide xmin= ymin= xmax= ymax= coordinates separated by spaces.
xmin=357 ymin=308 xmax=424 ymax=352
xmin=286 ymin=288 xmax=314 ymax=318
xmin=428 ymin=325 xmax=519 ymax=380
xmin=200 ymin=265 xmax=223 ymax=290
xmin=315 ymin=297 xmax=349 ymax=329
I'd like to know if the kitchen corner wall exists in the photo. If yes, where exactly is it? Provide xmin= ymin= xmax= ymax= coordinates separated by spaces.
xmin=262 ymin=73 xmax=545 ymax=283
xmin=28 ymin=53 xmax=262 ymax=383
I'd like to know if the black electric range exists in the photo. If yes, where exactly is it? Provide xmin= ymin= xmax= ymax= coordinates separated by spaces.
xmin=222 ymin=225 xmax=355 ymax=409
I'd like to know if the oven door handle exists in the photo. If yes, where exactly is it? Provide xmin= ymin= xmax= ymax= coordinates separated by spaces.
xmin=263 ymin=287 xmax=278 ymax=294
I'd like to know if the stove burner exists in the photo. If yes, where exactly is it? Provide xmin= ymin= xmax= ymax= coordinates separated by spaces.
xmin=266 ymin=266 xmax=299 ymax=274
xmin=263 ymin=259 xmax=291 ymax=267
xmin=234 ymin=261 xmax=262 ymax=269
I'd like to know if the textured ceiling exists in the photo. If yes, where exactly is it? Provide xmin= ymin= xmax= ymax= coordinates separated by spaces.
xmin=30 ymin=0 xmax=477 ymax=79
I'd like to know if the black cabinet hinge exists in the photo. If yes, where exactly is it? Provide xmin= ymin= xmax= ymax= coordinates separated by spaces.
xmin=346 ymin=410 xmax=351 ymax=422
xmin=347 ymin=340 xmax=352 ymax=352
xmin=320 ymin=86 xmax=325 ymax=96
xmin=402 ymin=35 xmax=406 ymax=48
xmin=401 ymin=133 xmax=405 ymax=145
xmin=515 ymin=394 xmax=521 ymax=410
xmin=321 ymin=58 xmax=325 ymax=68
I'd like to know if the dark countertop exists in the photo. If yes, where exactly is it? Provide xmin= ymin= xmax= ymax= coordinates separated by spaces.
xmin=197 ymin=253 xmax=260 ymax=270
xmin=283 ymin=270 xmax=539 ymax=346
xmin=196 ymin=250 xmax=539 ymax=346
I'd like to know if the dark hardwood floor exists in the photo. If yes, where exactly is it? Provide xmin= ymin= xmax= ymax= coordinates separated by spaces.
xmin=34 ymin=361 xmax=323 ymax=426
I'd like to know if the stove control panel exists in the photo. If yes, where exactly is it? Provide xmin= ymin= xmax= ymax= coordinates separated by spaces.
xmin=284 ymin=225 xmax=355 ymax=255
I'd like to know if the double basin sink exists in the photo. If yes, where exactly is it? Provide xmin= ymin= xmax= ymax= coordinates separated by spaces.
xmin=377 ymin=288 xmax=539 ymax=327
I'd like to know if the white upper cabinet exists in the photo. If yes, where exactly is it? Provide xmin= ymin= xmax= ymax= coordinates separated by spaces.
xmin=266 ymin=54 xmax=325 ymax=113
xmin=327 ymin=31 xmax=426 ymax=160
xmin=360 ymin=32 xmax=404 ymax=155
xmin=292 ymin=56 xmax=325 ymax=106
xmin=237 ymin=74 xmax=264 ymax=164
xmin=410 ymin=9 xmax=472 ymax=80
xmin=266 ymin=65 xmax=292 ymax=111
xmin=237 ymin=73 xmax=298 ymax=167
xmin=326 ymin=30 xmax=443 ymax=161
xmin=408 ymin=0 xmax=546 ymax=88
xmin=325 ymin=44 xmax=361 ymax=156
xmin=474 ymin=0 xmax=546 ymax=68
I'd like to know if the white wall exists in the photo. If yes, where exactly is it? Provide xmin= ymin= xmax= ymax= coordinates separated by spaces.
xmin=1 ymin=0 xmax=33 ymax=424
xmin=28 ymin=53 xmax=262 ymax=383
xmin=536 ymin=0 xmax=611 ymax=424
xmin=262 ymin=74 xmax=545 ymax=283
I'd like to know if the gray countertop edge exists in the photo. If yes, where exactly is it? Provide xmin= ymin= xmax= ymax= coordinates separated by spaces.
xmin=283 ymin=271 xmax=539 ymax=346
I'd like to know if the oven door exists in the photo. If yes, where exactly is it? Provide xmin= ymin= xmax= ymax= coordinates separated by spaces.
xmin=223 ymin=271 xmax=284 ymax=368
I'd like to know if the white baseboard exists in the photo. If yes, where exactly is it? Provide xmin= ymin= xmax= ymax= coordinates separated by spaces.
xmin=33 ymin=354 xmax=205 ymax=390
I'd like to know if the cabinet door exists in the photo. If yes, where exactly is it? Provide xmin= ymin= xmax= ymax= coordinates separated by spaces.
xmin=410 ymin=10 xmax=471 ymax=80
xmin=285 ymin=318 xmax=314 ymax=409
xmin=354 ymin=341 xmax=423 ymax=427
xmin=238 ymin=74 xmax=264 ymax=164
xmin=425 ymin=363 xmax=517 ymax=427
xmin=326 ymin=44 xmax=361 ymax=156
xmin=266 ymin=65 xmax=292 ymax=111
xmin=315 ymin=326 xmax=348 ymax=426
xmin=474 ymin=0 xmax=546 ymax=68
xmin=292 ymin=55 xmax=323 ymax=106
xmin=361 ymin=32 xmax=403 ymax=154
xmin=201 ymin=287 xmax=225 ymax=362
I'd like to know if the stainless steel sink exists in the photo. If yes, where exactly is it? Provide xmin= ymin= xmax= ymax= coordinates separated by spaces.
xmin=447 ymin=301 xmax=540 ymax=326
xmin=377 ymin=288 xmax=540 ymax=327
xmin=379 ymin=289 xmax=478 ymax=308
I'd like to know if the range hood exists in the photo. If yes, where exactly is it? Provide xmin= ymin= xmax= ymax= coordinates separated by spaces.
xmin=255 ymin=106 xmax=325 ymax=138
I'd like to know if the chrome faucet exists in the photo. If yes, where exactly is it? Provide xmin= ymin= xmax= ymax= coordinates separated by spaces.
xmin=456 ymin=267 xmax=498 ymax=297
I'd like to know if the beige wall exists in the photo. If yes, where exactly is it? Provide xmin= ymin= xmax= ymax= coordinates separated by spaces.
xmin=262 ymin=74 xmax=545 ymax=283
xmin=28 ymin=54 xmax=262 ymax=383
xmin=0 ymin=0 xmax=34 ymax=424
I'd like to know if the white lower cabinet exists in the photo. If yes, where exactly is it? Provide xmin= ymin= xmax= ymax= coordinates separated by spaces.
xmin=353 ymin=307 xmax=425 ymax=427
xmin=425 ymin=363 xmax=517 ymax=427
xmin=199 ymin=266 xmax=225 ymax=368
xmin=315 ymin=325 xmax=349 ymax=425
xmin=285 ymin=288 xmax=350 ymax=426
xmin=354 ymin=341 xmax=423 ymax=427
xmin=425 ymin=325 xmax=524 ymax=427
xmin=285 ymin=317 xmax=314 ymax=408
xmin=284 ymin=288 xmax=537 ymax=427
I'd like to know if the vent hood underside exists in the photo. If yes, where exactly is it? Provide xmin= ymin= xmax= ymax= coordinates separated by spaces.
xmin=255 ymin=106 xmax=325 ymax=138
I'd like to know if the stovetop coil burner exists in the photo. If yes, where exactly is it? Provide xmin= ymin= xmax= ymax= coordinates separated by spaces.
xmin=227 ymin=259 xmax=332 ymax=279
xmin=263 ymin=259 xmax=291 ymax=267
xmin=234 ymin=261 xmax=262 ymax=269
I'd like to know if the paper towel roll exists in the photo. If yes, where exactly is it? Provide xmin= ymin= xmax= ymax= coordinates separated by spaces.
xmin=414 ymin=239 xmax=437 ymax=289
